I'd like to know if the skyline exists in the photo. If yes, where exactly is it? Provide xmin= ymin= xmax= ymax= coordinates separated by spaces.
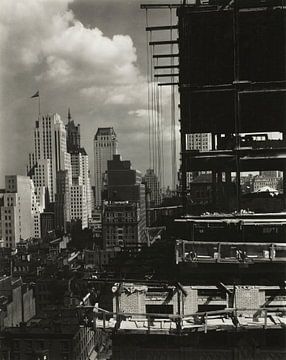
xmin=0 ymin=0 xmax=180 ymax=188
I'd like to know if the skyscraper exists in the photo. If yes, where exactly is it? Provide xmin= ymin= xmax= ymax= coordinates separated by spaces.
xmin=93 ymin=128 xmax=117 ymax=207
xmin=143 ymin=169 xmax=161 ymax=207
xmin=66 ymin=108 xmax=80 ymax=152
xmin=28 ymin=113 xmax=72 ymax=203
xmin=66 ymin=110 xmax=92 ymax=229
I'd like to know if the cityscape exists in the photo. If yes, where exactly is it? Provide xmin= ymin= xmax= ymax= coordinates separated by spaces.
xmin=0 ymin=0 xmax=286 ymax=359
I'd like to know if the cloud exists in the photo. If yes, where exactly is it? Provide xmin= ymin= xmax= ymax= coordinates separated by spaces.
xmin=0 ymin=0 xmax=141 ymax=90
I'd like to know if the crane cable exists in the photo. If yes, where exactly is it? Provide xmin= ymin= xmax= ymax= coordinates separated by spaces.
xmin=145 ymin=9 xmax=152 ymax=170
xmin=159 ymin=85 xmax=165 ymax=191
xmin=151 ymin=43 xmax=157 ymax=176
xmin=170 ymin=7 xmax=177 ymax=191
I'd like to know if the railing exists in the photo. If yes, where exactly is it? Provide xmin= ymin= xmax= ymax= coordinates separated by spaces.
xmin=77 ymin=305 xmax=286 ymax=334
xmin=176 ymin=240 xmax=286 ymax=264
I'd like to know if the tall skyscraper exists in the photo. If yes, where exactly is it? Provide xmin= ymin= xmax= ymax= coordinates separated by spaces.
xmin=143 ymin=169 xmax=161 ymax=207
xmin=27 ymin=113 xmax=72 ymax=203
xmin=93 ymin=128 xmax=117 ymax=207
xmin=66 ymin=110 xmax=92 ymax=229
xmin=66 ymin=108 xmax=80 ymax=152
xmin=0 ymin=176 xmax=40 ymax=248
xmin=102 ymin=154 xmax=146 ymax=249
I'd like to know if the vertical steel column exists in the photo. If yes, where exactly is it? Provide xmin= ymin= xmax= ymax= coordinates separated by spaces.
xmin=211 ymin=133 xmax=217 ymax=209
xmin=233 ymin=0 xmax=241 ymax=211
xmin=178 ymin=7 xmax=187 ymax=213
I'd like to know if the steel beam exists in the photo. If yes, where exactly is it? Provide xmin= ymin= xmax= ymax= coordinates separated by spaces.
xmin=153 ymin=53 xmax=179 ymax=58
xmin=158 ymin=82 xmax=179 ymax=86
xmin=149 ymin=40 xmax=178 ymax=45
xmin=154 ymin=65 xmax=179 ymax=69
xmin=141 ymin=4 xmax=182 ymax=9
xmin=146 ymin=25 xmax=178 ymax=31
xmin=154 ymin=73 xmax=179 ymax=78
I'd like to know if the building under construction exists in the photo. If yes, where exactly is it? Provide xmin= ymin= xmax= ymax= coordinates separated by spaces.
xmin=79 ymin=1 xmax=286 ymax=358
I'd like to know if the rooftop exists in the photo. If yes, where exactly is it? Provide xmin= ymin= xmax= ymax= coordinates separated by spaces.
xmin=94 ymin=127 xmax=116 ymax=139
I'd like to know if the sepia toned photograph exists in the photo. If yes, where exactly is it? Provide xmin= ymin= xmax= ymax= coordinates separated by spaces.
xmin=0 ymin=0 xmax=285 ymax=359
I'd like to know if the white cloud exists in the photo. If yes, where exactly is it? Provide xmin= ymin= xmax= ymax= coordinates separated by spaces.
xmin=0 ymin=0 xmax=141 ymax=90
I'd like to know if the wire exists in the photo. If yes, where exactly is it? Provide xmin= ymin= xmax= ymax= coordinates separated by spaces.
xmin=159 ymin=85 xmax=165 ymax=191
xmin=146 ymin=9 xmax=152 ymax=170
xmin=170 ymin=7 xmax=177 ymax=191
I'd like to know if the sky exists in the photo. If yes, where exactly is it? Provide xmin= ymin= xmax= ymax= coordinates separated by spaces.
xmin=0 ymin=0 xmax=182 ymax=188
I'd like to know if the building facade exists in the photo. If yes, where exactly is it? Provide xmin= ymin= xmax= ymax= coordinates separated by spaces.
xmin=143 ymin=169 xmax=161 ymax=207
xmin=27 ymin=113 xmax=72 ymax=203
xmin=187 ymin=133 xmax=212 ymax=152
xmin=102 ymin=155 xmax=146 ymax=249
xmin=0 ymin=276 xmax=35 ymax=331
xmin=93 ymin=128 xmax=117 ymax=207
xmin=253 ymin=175 xmax=281 ymax=192
xmin=0 ymin=176 xmax=39 ymax=248
xmin=67 ymin=111 xmax=92 ymax=229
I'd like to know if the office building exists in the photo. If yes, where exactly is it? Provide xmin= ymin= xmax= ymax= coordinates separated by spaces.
xmin=27 ymin=113 xmax=72 ymax=203
xmin=94 ymin=127 xmax=117 ymax=207
xmin=54 ymin=170 xmax=70 ymax=233
xmin=253 ymin=175 xmax=280 ymax=193
xmin=66 ymin=108 xmax=80 ymax=152
xmin=67 ymin=110 xmax=92 ymax=229
xmin=187 ymin=133 xmax=212 ymax=152
xmin=102 ymin=154 xmax=146 ymax=249
xmin=0 ymin=176 xmax=38 ymax=248
xmin=143 ymin=169 xmax=161 ymax=207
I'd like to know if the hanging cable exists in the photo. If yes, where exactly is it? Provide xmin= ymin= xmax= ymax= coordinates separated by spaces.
xmin=170 ymin=7 xmax=177 ymax=191
xmin=151 ymin=43 xmax=157 ymax=175
xmin=155 ymin=68 xmax=161 ymax=187
xmin=145 ymin=9 xmax=152 ymax=170
xmin=159 ymin=85 xmax=165 ymax=191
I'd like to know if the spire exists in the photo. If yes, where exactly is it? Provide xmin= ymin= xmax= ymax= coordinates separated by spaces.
xmin=68 ymin=108 xmax=71 ymax=122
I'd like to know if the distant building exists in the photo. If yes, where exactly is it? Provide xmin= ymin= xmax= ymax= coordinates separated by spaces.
xmin=102 ymin=154 xmax=146 ymax=249
xmin=186 ymin=133 xmax=212 ymax=183
xmin=40 ymin=212 xmax=55 ymax=240
xmin=0 ymin=176 xmax=40 ymax=248
xmin=70 ymin=185 xmax=88 ymax=229
xmin=143 ymin=169 xmax=161 ymax=207
xmin=54 ymin=170 xmax=70 ymax=233
xmin=94 ymin=127 xmax=117 ymax=207
xmin=187 ymin=133 xmax=212 ymax=152
xmin=70 ymin=150 xmax=92 ymax=228
xmin=84 ymin=248 xmax=117 ymax=269
xmin=253 ymin=175 xmax=280 ymax=193
xmin=66 ymin=110 xmax=92 ymax=229
xmin=27 ymin=113 xmax=72 ymax=203
xmin=260 ymin=170 xmax=282 ymax=178
xmin=103 ymin=202 xmax=144 ymax=249
xmin=65 ymin=108 xmax=80 ymax=152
